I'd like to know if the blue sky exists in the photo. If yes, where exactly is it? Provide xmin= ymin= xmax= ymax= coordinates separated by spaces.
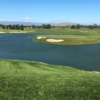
xmin=0 ymin=0 xmax=100 ymax=24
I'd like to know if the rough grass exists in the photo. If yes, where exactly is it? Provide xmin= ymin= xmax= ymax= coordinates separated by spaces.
xmin=34 ymin=28 xmax=100 ymax=45
xmin=0 ymin=59 xmax=100 ymax=100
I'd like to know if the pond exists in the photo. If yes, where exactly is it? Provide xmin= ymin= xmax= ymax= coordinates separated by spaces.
xmin=0 ymin=33 xmax=100 ymax=71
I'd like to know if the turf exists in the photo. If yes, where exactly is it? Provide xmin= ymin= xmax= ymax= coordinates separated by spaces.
xmin=34 ymin=28 xmax=100 ymax=45
xmin=0 ymin=59 xmax=100 ymax=100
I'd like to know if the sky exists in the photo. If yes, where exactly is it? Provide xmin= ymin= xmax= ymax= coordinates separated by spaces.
xmin=0 ymin=0 xmax=100 ymax=24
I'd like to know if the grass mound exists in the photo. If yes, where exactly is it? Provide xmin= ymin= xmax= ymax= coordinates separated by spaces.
xmin=0 ymin=59 xmax=100 ymax=100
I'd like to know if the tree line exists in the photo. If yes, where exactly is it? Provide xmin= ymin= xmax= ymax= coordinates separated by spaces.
xmin=71 ymin=24 xmax=100 ymax=29
xmin=0 ymin=24 xmax=100 ymax=30
xmin=0 ymin=24 xmax=25 ymax=30
xmin=0 ymin=24 xmax=52 ymax=30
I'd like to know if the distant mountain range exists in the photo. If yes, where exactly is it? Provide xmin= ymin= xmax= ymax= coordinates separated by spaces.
xmin=52 ymin=22 xmax=76 ymax=26
xmin=0 ymin=21 xmax=75 ymax=26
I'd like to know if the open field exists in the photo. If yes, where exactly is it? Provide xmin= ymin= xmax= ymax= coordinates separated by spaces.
xmin=33 ymin=28 xmax=100 ymax=45
xmin=35 ymin=28 xmax=100 ymax=35
xmin=0 ymin=59 xmax=100 ymax=100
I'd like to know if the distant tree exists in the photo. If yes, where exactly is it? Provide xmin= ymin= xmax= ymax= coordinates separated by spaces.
xmin=2 ymin=25 xmax=5 ymax=29
xmin=6 ymin=25 xmax=9 ymax=29
xmin=42 ymin=24 xmax=51 ymax=29
xmin=76 ymin=24 xmax=80 ymax=29
xmin=12 ymin=25 xmax=16 ymax=29
xmin=88 ymin=25 xmax=94 ymax=29
xmin=93 ymin=24 xmax=98 ymax=28
xmin=20 ymin=24 xmax=24 ymax=30
xmin=8 ymin=24 xmax=12 ymax=29
xmin=47 ymin=24 xmax=51 ymax=29
xmin=15 ymin=24 xmax=19 ymax=30
xmin=71 ymin=25 xmax=76 ymax=29
xmin=32 ymin=25 xmax=35 ymax=28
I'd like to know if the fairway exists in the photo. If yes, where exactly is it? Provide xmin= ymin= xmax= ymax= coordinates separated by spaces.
xmin=0 ymin=59 xmax=100 ymax=100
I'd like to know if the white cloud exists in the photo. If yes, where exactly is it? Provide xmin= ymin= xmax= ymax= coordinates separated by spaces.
xmin=21 ymin=17 xmax=31 ymax=22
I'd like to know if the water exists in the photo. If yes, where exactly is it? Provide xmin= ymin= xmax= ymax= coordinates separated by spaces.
xmin=0 ymin=33 xmax=100 ymax=71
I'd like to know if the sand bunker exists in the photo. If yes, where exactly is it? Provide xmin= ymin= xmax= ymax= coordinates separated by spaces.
xmin=46 ymin=39 xmax=64 ymax=42
xmin=37 ymin=36 xmax=46 ymax=39
xmin=37 ymin=36 xmax=64 ymax=43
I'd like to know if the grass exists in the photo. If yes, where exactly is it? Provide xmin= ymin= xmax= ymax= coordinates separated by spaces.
xmin=33 ymin=28 xmax=100 ymax=45
xmin=0 ymin=27 xmax=35 ymax=33
xmin=0 ymin=59 xmax=100 ymax=100
xmin=35 ymin=28 xmax=100 ymax=35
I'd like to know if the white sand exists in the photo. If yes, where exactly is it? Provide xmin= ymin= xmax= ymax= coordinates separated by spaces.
xmin=37 ymin=36 xmax=64 ymax=43
xmin=37 ymin=36 xmax=46 ymax=39
xmin=46 ymin=39 xmax=64 ymax=42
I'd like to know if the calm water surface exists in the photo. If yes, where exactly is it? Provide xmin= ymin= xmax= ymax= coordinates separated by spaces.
xmin=0 ymin=33 xmax=100 ymax=71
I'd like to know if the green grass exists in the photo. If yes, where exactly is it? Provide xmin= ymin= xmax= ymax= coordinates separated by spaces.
xmin=35 ymin=28 xmax=100 ymax=35
xmin=34 ymin=28 xmax=100 ymax=45
xmin=0 ymin=59 xmax=100 ymax=100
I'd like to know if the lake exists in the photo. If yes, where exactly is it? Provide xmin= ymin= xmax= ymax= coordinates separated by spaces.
xmin=0 ymin=33 xmax=100 ymax=71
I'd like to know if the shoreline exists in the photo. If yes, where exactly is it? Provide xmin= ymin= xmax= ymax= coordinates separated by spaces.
xmin=0 ymin=32 xmax=6 ymax=33
xmin=0 ymin=31 xmax=33 ymax=33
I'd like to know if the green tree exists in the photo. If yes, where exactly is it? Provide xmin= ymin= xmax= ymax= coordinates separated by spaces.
xmin=32 ymin=25 xmax=35 ymax=28
xmin=88 ymin=25 xmax=94 ymax=29
xmin=20 ymin=25 xmax=24 ymax=30
xmin=71 ymin=25 xmax=76 ymax=29
xmin=2 ymin=25 xmax=5 ymax=29
xmin=93 ymin=24 xmax=98 ymax=28
xmin=42 ymin=24 xmax=51 ymax=29
xmin=8 ymin=24 xmax=12 ymax=29
xmin=15 ymin=24 xmax=19 ymax=30
xmin=76 ymin=24 xmax=80 ymax=29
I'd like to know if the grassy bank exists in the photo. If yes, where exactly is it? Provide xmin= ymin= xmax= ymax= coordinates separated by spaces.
xmin=34 ymin=28 xmax=100 ymax=45
xmin=0 ymin=59 xmax=100 ymax=100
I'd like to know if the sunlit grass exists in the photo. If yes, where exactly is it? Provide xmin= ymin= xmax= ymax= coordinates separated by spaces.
xmin=0 ymin=59 xmax=100 ymax=100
